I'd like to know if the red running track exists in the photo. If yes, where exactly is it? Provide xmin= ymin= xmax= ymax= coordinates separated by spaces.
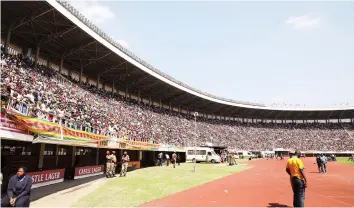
xmin=142 ymin=158 xmax=354 ymax=207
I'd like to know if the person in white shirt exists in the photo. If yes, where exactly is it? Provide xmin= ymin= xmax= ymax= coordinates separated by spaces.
xmin=165 ymin=154 xmax=170 ymax=166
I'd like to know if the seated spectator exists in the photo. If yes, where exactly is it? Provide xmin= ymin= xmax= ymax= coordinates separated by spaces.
xmin=1 ymin=167 xmax=32 ymax=207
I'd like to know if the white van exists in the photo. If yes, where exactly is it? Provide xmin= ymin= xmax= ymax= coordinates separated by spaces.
xmin=185 ymin=147 xmax=221 ymax=163
xmin=237 ymin=151 xmax=257 ymax=159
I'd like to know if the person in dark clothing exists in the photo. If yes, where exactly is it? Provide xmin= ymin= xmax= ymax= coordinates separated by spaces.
xmin=316 ymin=155 xmax=322 ymax=173
xmin=1 ymin=167 xmax=32 ymax=207
xmin=157 ymin=152 xmax=163 ymax=166
xmin=286 ymin=151 xmax=307 ymax=208
xmin=177 ymin=154 xmax=181 ymax=166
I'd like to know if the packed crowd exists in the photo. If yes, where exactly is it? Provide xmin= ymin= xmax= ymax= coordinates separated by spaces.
xmin=1 ymin=50 xmax=354 ymax=151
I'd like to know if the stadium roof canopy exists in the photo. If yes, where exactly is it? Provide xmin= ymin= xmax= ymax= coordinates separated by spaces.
xmin=2 ymin=1 xmax=354 ymax=121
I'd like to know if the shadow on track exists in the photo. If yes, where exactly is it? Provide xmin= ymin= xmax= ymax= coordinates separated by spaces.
xmin=267 ymin=202 xmax=289 ymax=207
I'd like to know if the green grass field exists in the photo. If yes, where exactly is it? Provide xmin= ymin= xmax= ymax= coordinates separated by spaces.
xmin=336 ymin=157 xmax=354 ymax=166
xmin=73 ymin=162 xmax=251 ymax=207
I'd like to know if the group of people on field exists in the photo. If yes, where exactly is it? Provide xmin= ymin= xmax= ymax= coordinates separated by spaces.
xmin=157 ymin=152 xmax=180 ymax=168
xmin=106 ymin=151 xmax=130 ymax=178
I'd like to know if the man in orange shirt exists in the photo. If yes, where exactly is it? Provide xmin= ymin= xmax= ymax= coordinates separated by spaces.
xmin=286 ymin=151 xmax=307 ymax=208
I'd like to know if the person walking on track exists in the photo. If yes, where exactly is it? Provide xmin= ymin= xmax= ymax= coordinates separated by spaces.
xmin=120 ymin=151 xmax=130 ymax=177
xmin=316 ymin=155 xmax=322 ymax=173
xmin=286 ymin=150 xmax=308 ymax=208
xmin=320 ymin=154 xmax=327 ymax=173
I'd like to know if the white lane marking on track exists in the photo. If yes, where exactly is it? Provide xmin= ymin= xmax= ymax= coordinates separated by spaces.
xmin=328 ymin=196 xmax=354 ymax=198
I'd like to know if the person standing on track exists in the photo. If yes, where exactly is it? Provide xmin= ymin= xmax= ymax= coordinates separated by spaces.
xmin=316 ymin=155 xmax=322 ymax=173
xmin=320 ymin=154 xmax=327 ymax=173
xmin=286 ymin=150 xmax=308 ymax=208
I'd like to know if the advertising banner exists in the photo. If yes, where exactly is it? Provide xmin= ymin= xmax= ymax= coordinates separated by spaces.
xmin=28 ymin=169 xmax=65 ymax=189
xmin=74 ymin=165 xmax=104 ymax=179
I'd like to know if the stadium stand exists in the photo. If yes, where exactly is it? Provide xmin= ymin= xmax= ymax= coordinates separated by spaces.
xmin=2 ymin=50 xmax=354 ymax=151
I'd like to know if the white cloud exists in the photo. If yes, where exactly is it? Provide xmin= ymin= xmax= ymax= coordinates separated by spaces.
xmin=69 ymin=1 xmax=129 ymax=48
xmin=68 ymin=0 xmax=115 ymax=24
xmin=117 ymin=40 xmax=130 ymax=49
xmin=110 ymin=36 xmax=130 ymax=49
xmin=286 ymin=15 xmax=320 ymax=30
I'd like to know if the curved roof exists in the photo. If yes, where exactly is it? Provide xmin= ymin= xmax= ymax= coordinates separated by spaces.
xmin=1 ymin=0 xmax=354 ymax=120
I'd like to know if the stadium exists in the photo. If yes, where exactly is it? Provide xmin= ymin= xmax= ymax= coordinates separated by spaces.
xmin=1 ymin=1 xmax=354 ymax=207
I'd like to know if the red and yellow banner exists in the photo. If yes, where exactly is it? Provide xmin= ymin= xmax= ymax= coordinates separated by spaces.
xmin=2 ymin=109 xmax=168 ymax=151
xmin=2 ymin=109 xmax=108 ymax=142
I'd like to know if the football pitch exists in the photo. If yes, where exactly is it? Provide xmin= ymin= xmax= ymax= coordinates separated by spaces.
xmin=337 ymin=157 xmax=354 ymax=166
xmin=73 ymin=162 xmax=251 ymax=207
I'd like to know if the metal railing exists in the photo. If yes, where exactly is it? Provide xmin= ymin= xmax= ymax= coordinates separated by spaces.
xmin=5 ymin=97 xmax=155 ymax=143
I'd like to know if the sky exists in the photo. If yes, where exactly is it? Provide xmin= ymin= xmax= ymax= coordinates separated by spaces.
xmin=68 ymin=1 xmax=354 ymax=108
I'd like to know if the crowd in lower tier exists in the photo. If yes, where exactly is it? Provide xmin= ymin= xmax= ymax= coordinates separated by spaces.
xmin=1 ymin=50 xmax=353 ymax=151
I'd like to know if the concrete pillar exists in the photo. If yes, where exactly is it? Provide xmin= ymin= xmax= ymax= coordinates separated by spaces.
xmin=138 ymin=90 xmax=141 ymax=102
xmin=112 ymin=81 xmax=115 ymax=93
xmin=35 ymin=46 xmax=40 ymax=67
xmin=55 ymin=145 xmax=59 ymax=167
xmin=96 ymin=149 xmax=99 ymax=165
xmin=26 ymin=48 xmax=32 ymax=58
xmin=79 ymin=66 xmax=83 ymax=83
xmin=38 ymin=144 xmax=45 ymax=169
xmin=71 ymin=146 xmax=76 ymax=168
xmin=59 ymin=58 xmax=63 ymax=74
xmin=4 ymin=23 xmax=14 ymax=54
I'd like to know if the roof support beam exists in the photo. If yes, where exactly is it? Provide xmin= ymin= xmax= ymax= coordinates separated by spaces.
xmin=12 ymin=8 xmax=55 ymax=30
xmin=126 ymin=76 xmax=149 ymax=88
xmin=98 ymin=61 xmax=127 ymax=76
xmin=83 ymin=52 xmax=112 ymax=68
xmin=41 ymin=26 xmax=78 ymax=45
xmin=63 ymin=40 xmax=96 ymax=58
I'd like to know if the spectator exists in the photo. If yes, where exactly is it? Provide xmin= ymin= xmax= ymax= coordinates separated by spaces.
xmin=1 ymin=51 xmax=353 ymax=152
xmin=1 ymin=167 xmax=32 ymax=207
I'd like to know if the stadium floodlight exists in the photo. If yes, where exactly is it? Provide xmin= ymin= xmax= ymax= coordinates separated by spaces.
xmin=193 ymin=111 xmax=198 ymax=172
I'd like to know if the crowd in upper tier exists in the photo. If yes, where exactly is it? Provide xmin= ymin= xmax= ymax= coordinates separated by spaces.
xmin=1 ymin=48 xmax=353 ymax=151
